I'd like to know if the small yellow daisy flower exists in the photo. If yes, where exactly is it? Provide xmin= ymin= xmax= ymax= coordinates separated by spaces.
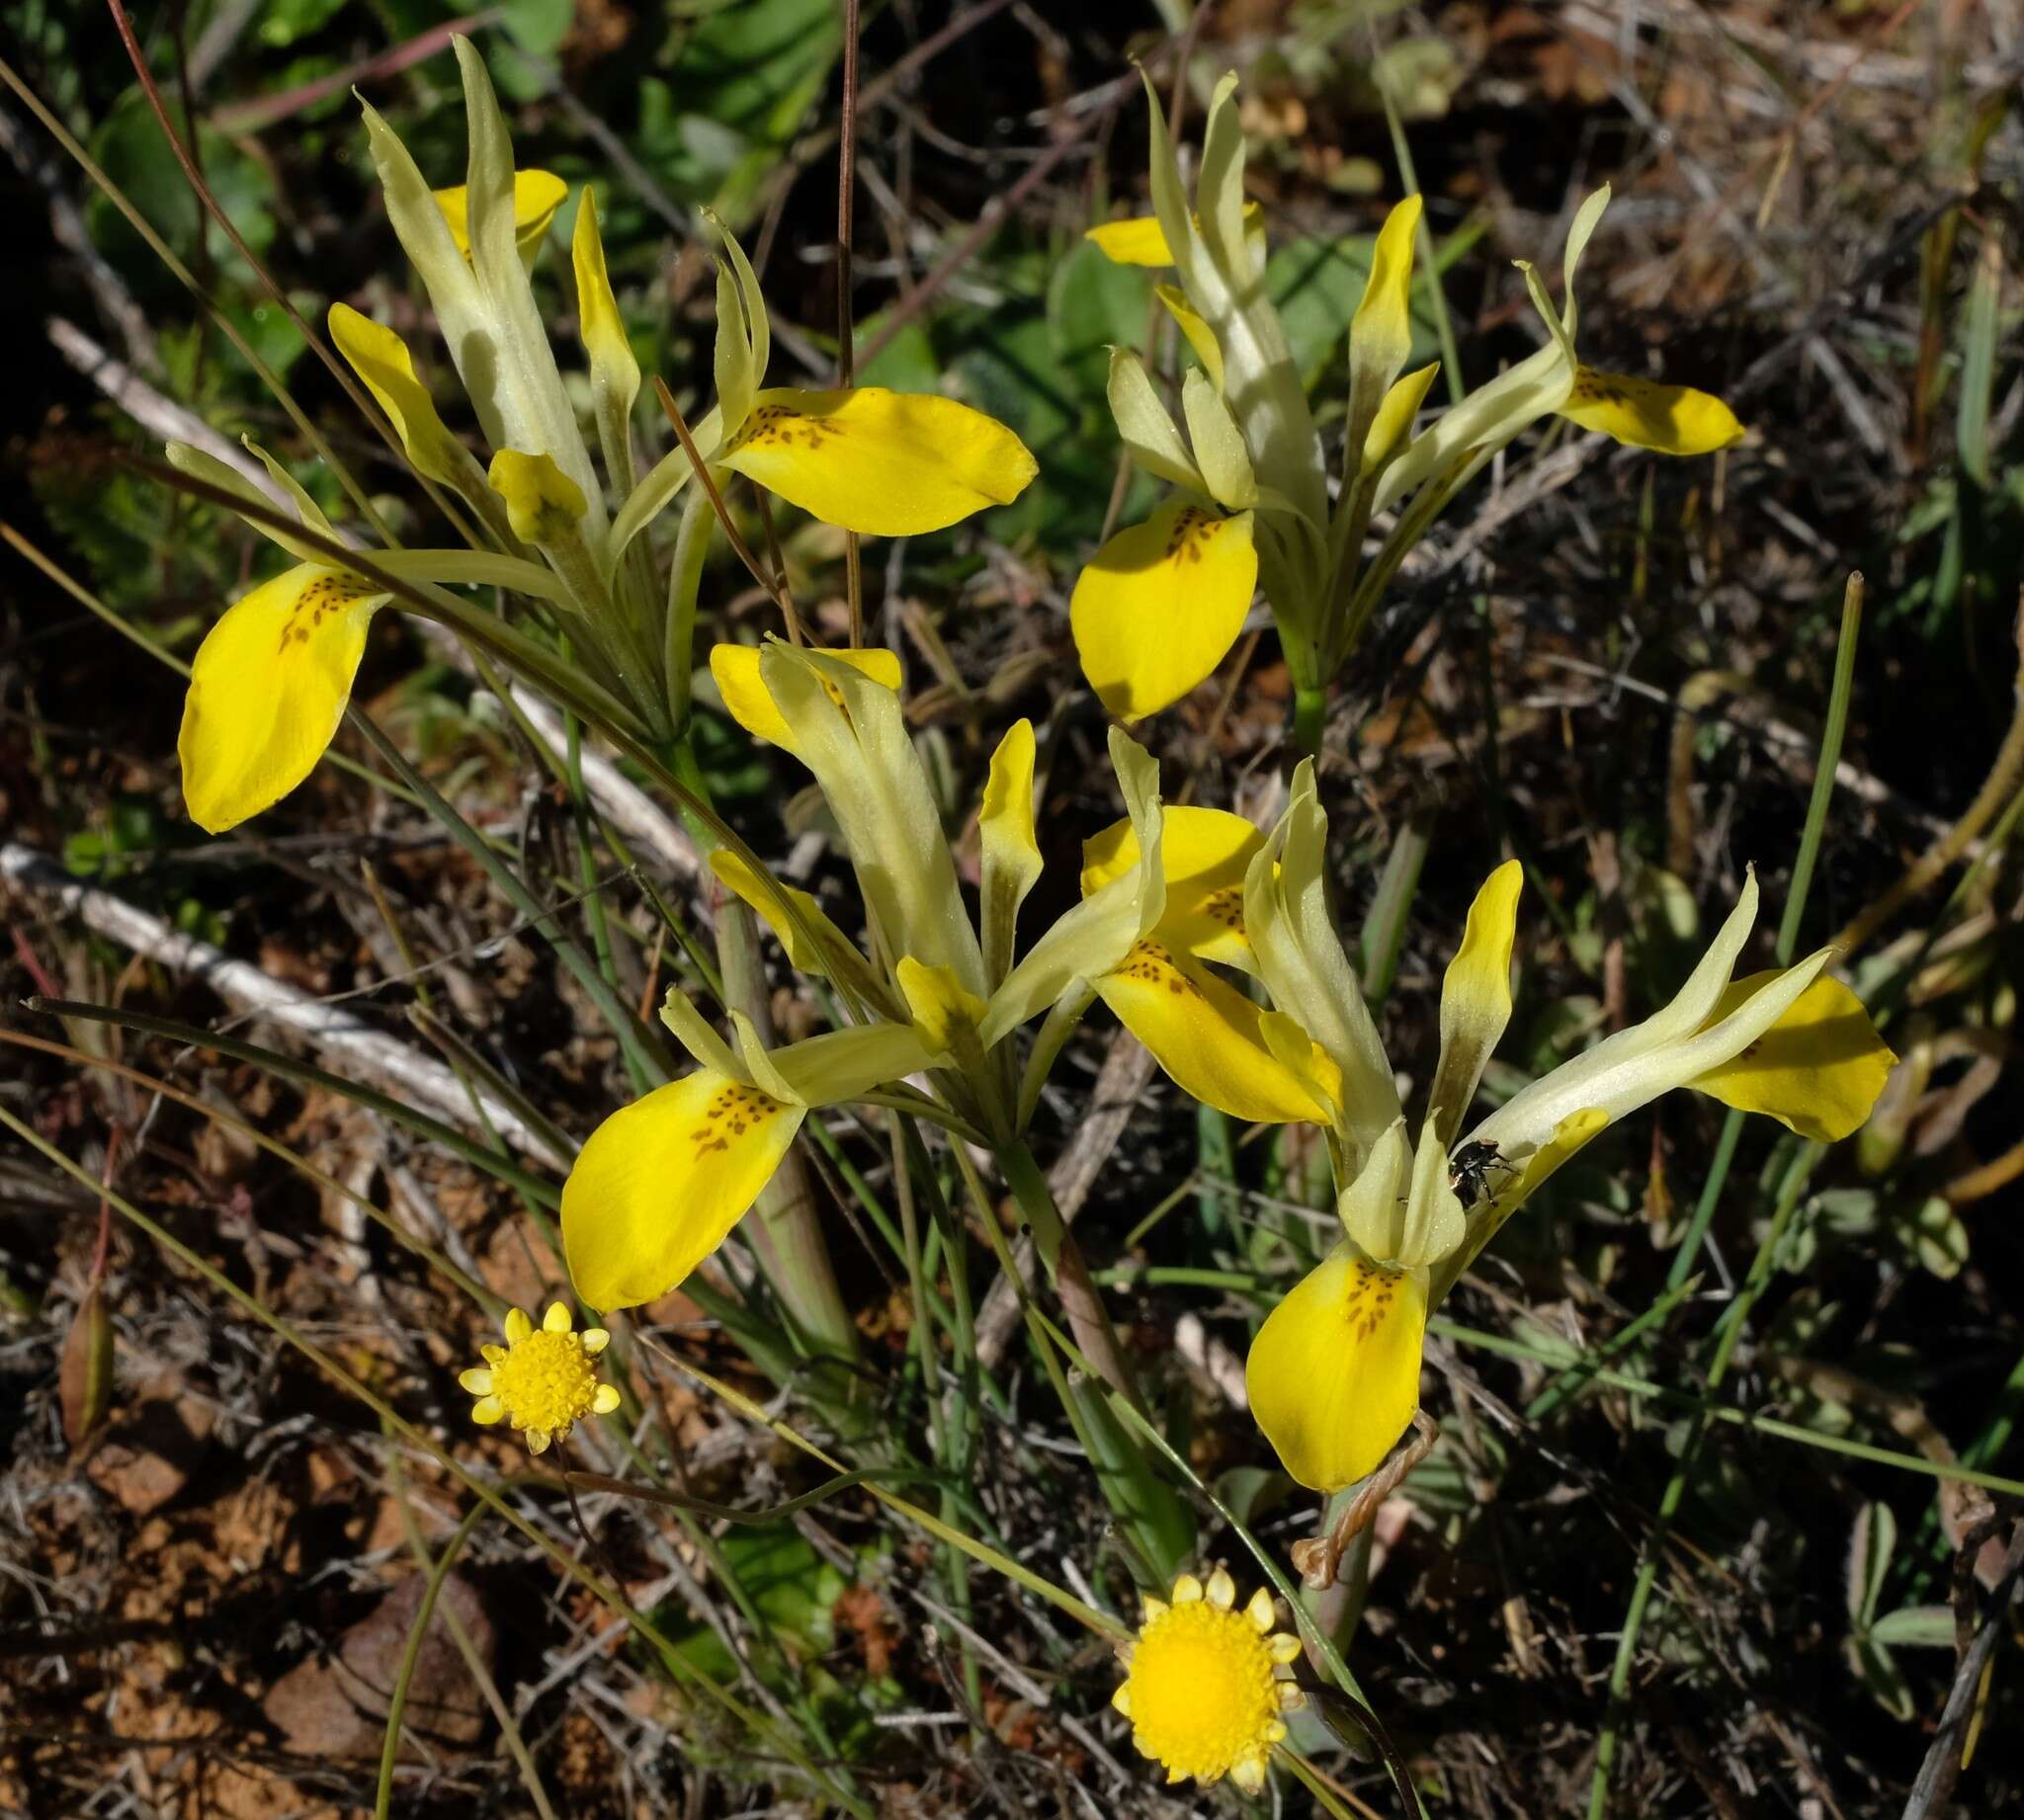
xmin=1112 ymin=1567 xmax=1306 ymax=1792
xmin=460 ymin=1302 xmax=621 ymax=1453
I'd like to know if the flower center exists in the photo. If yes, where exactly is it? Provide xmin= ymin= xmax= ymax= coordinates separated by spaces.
xmin=490 ymin=1329 xmax=598 ymax=1435
xmin=1121 ymin=1599 xmax=1280 ymax=1782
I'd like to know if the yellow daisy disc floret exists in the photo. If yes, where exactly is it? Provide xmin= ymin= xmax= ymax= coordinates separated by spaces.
xmin=1112 ymin=1567 xmax=1305 ymax=1792
xmin=460 ymin=1302 xmax=621 ymax=1453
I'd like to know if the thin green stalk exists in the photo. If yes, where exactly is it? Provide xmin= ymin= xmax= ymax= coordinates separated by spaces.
xmin=1377 ymin=74 xmax=1464 ymax=407
xmin=649 ymin=1339 xmax=1131 ymax=1644
xmin=1433 ymin=1315 xmax=2024 ymax=1500
xmin=375 ymin=1501 xmax=490 ymax=1820
xmin=1666 ymin=575 xmax=1862 ymax=1291
xmin=387 ymin=1455 xmax=557 ymax=1820
xmin=996 ymin=1136 xmax=1143 ymax=1408
xmin=1523 ymin=1276 xmax=1701 ymax=1421
xmin=27 ymin=1000 xmax=563 ymax=1209
xmin=1775 ymin=574 xmax=1865 ymax=965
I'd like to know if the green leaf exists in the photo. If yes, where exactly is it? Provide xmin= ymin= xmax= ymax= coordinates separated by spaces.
xmin=500 ymin=0 xmax=574 ymax=55
xmin=634 ymin=0 xmax=843 ymax=222
xmin=1048 ymin=239 xmax=1152 ymax=396
xmin=1845 ymin=1500 xmax=1895 ymax=1626
xmin=1870 ymin=1605 xmax=1957 ymax=1650
xmin=255 ymin=0 xmax=349 ymax=48
xmin=1957 ymin=236 xmax=1999 ymax=488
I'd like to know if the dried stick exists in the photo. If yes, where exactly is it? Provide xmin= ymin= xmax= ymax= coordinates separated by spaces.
xmin=3 ymin=842 xmax=567 ymax=1167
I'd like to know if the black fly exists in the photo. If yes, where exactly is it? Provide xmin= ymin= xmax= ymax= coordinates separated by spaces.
xmin=1448 ymin=1139 xmax=1506 ymax=1209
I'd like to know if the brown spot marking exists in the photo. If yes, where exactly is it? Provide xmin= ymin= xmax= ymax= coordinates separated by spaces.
xmin=1113 ymin=941 xmax=1200 ymax=999
xmin=691 ymin=1081 xmax=785 ymax=1157
xmin=1198 ymin=886 xmax=1243 ymax=932
xmin=1161 ymin=506 xmax=1221 ymax=565
xmin=734 ymin=402 xmax=840 ymax=455
xmin=275 ymin=569 xmax=375 ymax=655
xmin=1341 ymin=1258 xmax=1404 ymax=1344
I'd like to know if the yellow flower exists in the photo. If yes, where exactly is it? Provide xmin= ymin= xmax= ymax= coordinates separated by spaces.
xmin=1112 ymin=1568 xmax=1304 ymax=1792
xmin=1232 ymin=765 xmax=1896 ymax=1493
xmin=461 ymin=1302 xmax=620 ymax=1453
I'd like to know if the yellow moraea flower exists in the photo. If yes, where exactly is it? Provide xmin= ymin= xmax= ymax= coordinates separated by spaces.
xmin=716 ymin=388 xmax=1038 ymax=538
xmin=1085 ymin=202 xmax=1265 ymax=268
xmin=433 ymin=168 xmax=567 ymax=260
xmin=488 ymin=447 xmax=587 ymax=544
xmin=179 ymin=564 xmax=390 ymax=834
xmin=1071 ymin=499 xmax=1258 ymax=720
xmin=1111 ymin=1568 xmax=1303 ymax=1793
xmin=1227 ymin=766 xmax=1894 ymax=1493
xmin=461 ymin=1301 xmax=619 ymax=1453
xmin=563 ymin=997 xmax=933 ymax=1309
xmin=612 ymin=214 xmax=1037 ymax=557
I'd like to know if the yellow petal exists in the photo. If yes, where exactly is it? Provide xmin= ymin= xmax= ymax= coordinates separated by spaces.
xmin=1085 ymin=203 xmax=1265 ymax=268
xmin=328 ymin=303 xmax=465 ymax=485
xmin=707 ymin=848 xmax=874 ymax=995
xmin=487 ymin=448 xmax=586 ymax=544
xmin=503 ymin=1307 xmax=533 ymax=1343
xmin=1096 ymin=942 xmax=1326 ymax=1124
xmin=1426 ymin=860 xmax=1522 ymax=1148
xmin=717 ymin=387 xmax=1037 ymax=536
xmin=458 ymin=1367 xmax=494 ymax=1395
xmin=178 ymin=564 xmax=389 ymax=834
xmin=979 ymin=719 xmax=1043 ymax=986
xmin=1689 ymin=970 xmax=1896 ymax=1142
xmin=707 ymin=643 xmax=902 ymax=754
xmin=1154 ymin=285 xmax=1223 ymax=392
xmin=895 ymin=955 xmax=987 ymax=1056
xmin=1081 ymin=804 xmax=1260 ymax=969
xmin=471 ymin=1395 xmax=506 ymax=1425
xmin=561 ymin=1071 xmax=805 ymax=1310
xmin=434 ymin=168 xmax=568 ymax=259
xmin=592 ymin=1383 xmax=623 ymax=1415
xmin=1362 ymin=361 xmax=1440 ymax=476
xmin=1086 ymin=214 xmax=1179 ymax=266
xmin=1070 ymin=501 xmax=1257 ymax=720
xmin=570 ymin=186 xmax=638 ymax=407
xmin=1348 ymin=194 xmax=1421 ymax=429
xmin=543 ymin=1300 xmax=572 ymax=1333
xmin=1559 ymin=367 xmax=1745 ymax=455
xmin=1247 ymin=1243 xmax=1428 ymax=1493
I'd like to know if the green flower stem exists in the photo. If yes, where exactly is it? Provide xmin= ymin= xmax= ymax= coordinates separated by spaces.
xmin=1587 ymin=1141 xmax=1820 ymax=1818
xmin=375 ymin=1501 xmax=490 ymax=1820
xmin=663 ymin=487 xmax=714 ymax=732
xmin=1292 ymin=686 xmax=1329 ymax=760
xmin=995 ymin=1135 xmax=1144 ymax=1409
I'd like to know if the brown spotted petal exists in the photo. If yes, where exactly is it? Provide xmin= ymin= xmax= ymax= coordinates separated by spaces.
xmin=561 ymin=1070 xmax=805 ymax=1311
xmin=179 ymin=563 xmax=391 ymax=833
xmin=1094 ymin=941 xmax=1327 ymax=1124
xmin=1246 ymin=1239 xmax=1429 ymax=1492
